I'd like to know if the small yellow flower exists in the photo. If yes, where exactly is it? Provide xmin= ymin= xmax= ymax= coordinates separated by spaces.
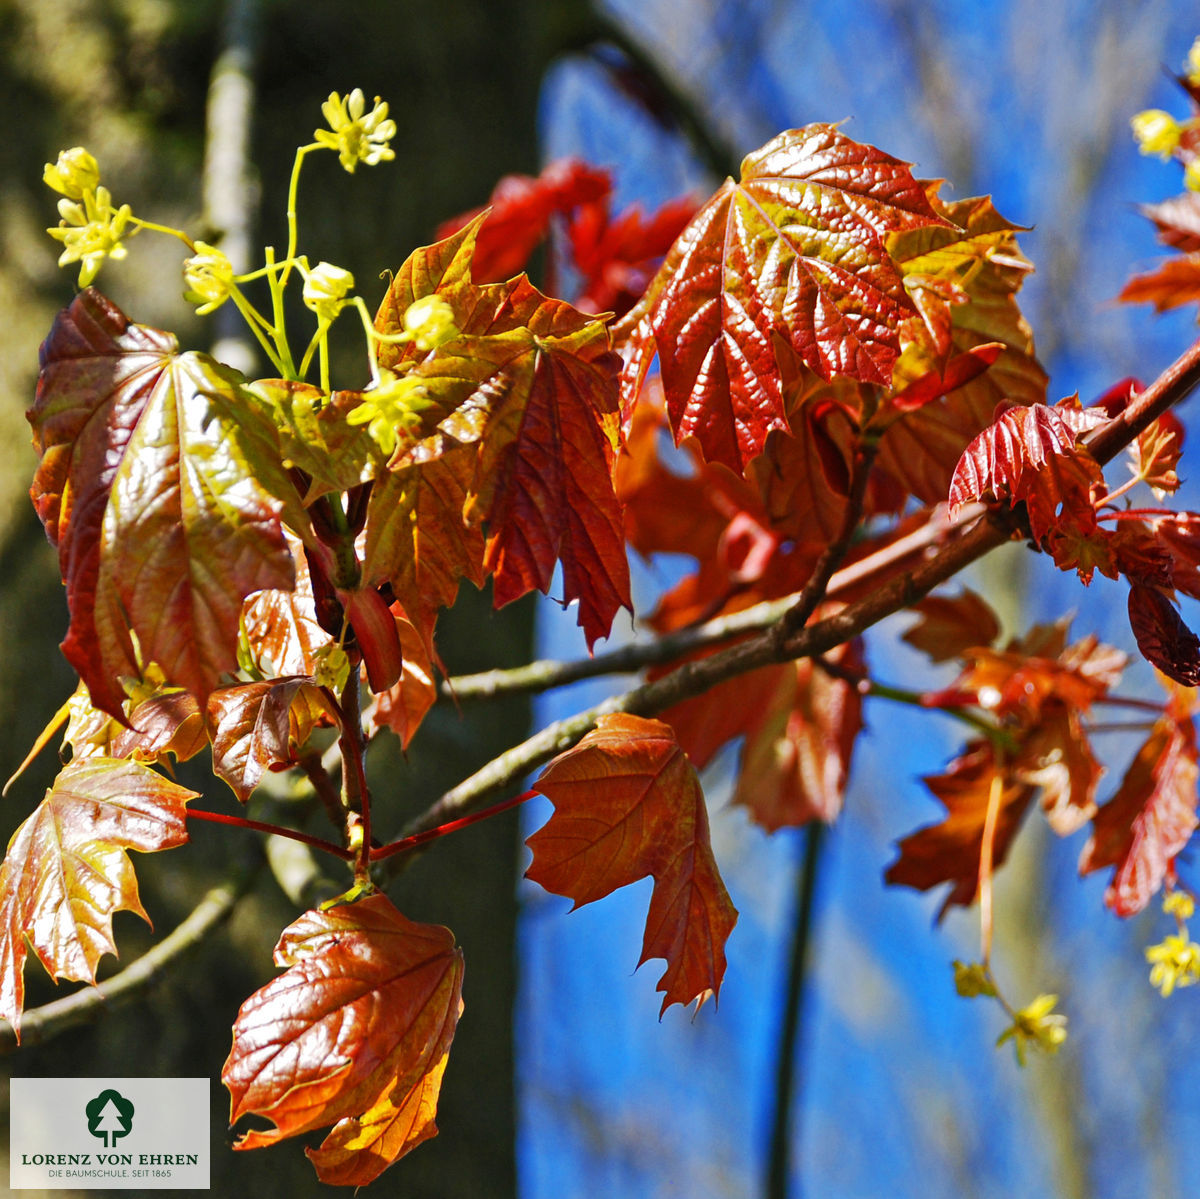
xmin=996 ymin=993 xmax=1068 ymax=1067
xmin=303 ymin=261 xmax=356 ymax=324
xmin=183 ymin=241 xmax=236 ymax=314
xmin=346 ymin=368 xmax=433 ymax=458
xmin=1146 ymin=932 xmax=1200 ymax=997
xmin=43 ymin=146 xmax=100 ymax=200
xmin=1185 ymin=158 xmax=1200 ymax=194
xmin=1186 ymin=36 xmax=1200 ymax=86
xmin=1132 ymin=109 xmax=1183 ymax=160
xmin=402 ymin=295 xmax=459 ymax=351
xmin=1163 ymin=888 xmax=1195 ymax=921
xmin=952 ymin=960 xmax=997 ymax=999
xmin=314 ymin=89 xmax=397 ymax=173
xmin=47 ymin=185 xmax=134 ymax=286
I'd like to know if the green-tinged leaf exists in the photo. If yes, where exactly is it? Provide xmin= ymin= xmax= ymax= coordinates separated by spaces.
xmin=224 ymin=893 xmax=463 ymax=1187
xmin=528 ymin=713 xmax=738 ymax=1013
xmin=29 ymin=290 xmax=301 ymax=716
xmin=877 ymin=190 xmax=1048 ymax=503
xmin=374 ymin=258 xmax=631 ymax=648
xmin=615 ymin=124 xmax=950 ymax=473
xmin=249 ymin=379 xmax=380 ymax=499
xmin=0 ymin=758 xmax=195 ymax=1039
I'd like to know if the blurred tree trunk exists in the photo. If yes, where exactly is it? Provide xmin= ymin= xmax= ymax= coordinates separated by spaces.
xmin=0 ymin=1 xmax=564 ymax=1194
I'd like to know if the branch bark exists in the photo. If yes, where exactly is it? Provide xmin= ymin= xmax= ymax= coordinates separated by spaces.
xmin=391 ymin=335 xmax=1200 ymax=855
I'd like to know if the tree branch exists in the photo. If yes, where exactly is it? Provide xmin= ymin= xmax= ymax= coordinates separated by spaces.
xmin=392 ymin=334 xmax=1200 ymax=865
xmin=0 ymin=858 xmax=262 ymax=1052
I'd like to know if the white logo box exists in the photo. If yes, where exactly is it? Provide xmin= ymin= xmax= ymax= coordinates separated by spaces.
xmin=10 ymin=1077 xmax=209 ymax=1191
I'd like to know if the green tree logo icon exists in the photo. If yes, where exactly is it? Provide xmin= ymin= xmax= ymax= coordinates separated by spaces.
xmin=85 ymin=1089 xmax=135 ymax=1148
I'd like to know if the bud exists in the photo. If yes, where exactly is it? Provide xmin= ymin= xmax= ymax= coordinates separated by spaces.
xmin=303 ymin=261 xmax=356 ymax=323
xmin=43 ymin=147 xmax=100 ymax=200
xmin=183 ymin=242 xmax=236 ymax=314
xmin=403 ymin=295 xmax=459 ymax=351
xmin=1131 ymin=109 xmax=1183 ymax=160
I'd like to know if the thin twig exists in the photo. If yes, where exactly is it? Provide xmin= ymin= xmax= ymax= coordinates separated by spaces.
xmin=0 ymin=857 xmax=262 ymax=1052
xmin=442 ymin=502 xmax=981 ymax=703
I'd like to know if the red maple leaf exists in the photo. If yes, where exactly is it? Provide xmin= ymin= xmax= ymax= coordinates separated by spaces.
xmin=527 ymin=714 xmax=738 ymax=1013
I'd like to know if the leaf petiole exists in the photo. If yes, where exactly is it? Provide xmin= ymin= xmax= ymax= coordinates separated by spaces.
xmin=186 ymin=807 xmax=354 ymax=860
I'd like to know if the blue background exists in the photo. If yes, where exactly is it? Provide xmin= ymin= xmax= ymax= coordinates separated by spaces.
xmin=516 ymin=6 xmax=1200 ymax=1197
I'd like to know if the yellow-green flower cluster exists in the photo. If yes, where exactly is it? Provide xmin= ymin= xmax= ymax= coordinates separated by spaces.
xmin=314 ymin=89 xmax=397 ymax=173
xmin=952 ymin=960 xmax=997 ymax=999
xmin=346 ymin=368 xmax=434 ymax=458
xmin=995 ymin=994 xmax=1068 ymax=1067
xmin=1130 ymin=38 xmax=1200 ymax=192
xmin=44 ymin=148 xmax=134 ymax=286
xmin=1146 ymin=888 xmax=1200 ymax=996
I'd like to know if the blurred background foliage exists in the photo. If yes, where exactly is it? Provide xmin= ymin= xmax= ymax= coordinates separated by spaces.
xmin=1 ymin=1 xmax=1200 ymax=1198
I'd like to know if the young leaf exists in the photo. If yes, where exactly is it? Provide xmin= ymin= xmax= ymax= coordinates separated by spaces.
xmin=731 ymin=651 xmax=863 ymax=830
xmin=374 ymin=230 xmax=632 ymax=649
xmin=1117 ymin=253 xmax=1200 ymax=313
xmin=0 ymin=758 xmax=196 ymax=1040
xmin=948 ymin=402 xmax=1104 ymax=543
xmin=1127 ymin=584 xmax=1200 ymax=687
xmin=435 ymin=158 xmax=612 ymax=283
xmin=29 ymin=290 xmax=300 ymax=717
xmin=1079 ymin=697 xmax=1199 ymax=915
xmin=365 ymin=608 xmax=438 ymax=750
xmin=224 ymin=893 xmax=463 ymax=1186
xmin=527 ymin=713 xmax=738 ymax=1013
xmin=362 ymin=447 xmax=487 ymax=654
xmin=112 ymin=690 xmax=207 ymax=766
xmin=878 ymin=190 xmax=1047 ymax=503
xmin=616 ymin=124 xmax=950 ymax=472
xmin=902 ymin=588 xmax=1002 ymax=663
xmin=885 ymin=742 xmax=1037 ymax=915
xmin=207 ymin=679 xmax=337 ymax=802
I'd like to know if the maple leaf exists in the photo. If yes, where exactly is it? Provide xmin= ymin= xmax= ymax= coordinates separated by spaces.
xmin=877 ymin=190 xmax=1047 ymax=504
xmin=241 ymin=534 xmax=335 ymax=679
xmin=365 ymin=606 xmax=438 ymax=750
xmin=224 ymin=892 xmax=463 ymax=1186
xmin=1014 ymin=703 xmax=1102 ymax=836
xmin=1117 ymin=253 xmax=1200 ymax=313
xmin=29 ymin=290 xmax=302 ymax=717
xmin=731 ymin=650 xmax=863 ymax=830
xmin=885 ymin=741 xmax=1037 ymax=914
xmin=0 ymin=758 xmax=196 ymax=1040
xmin=372 ymin=227 xmax=632 ymax=649
xmin=1137 ymin=191 xmax=1200 ymax=252
xmin=1127 ymin=584 xmax=1200 ymax=687
xmin=616 ymin=124 xmax=949 ymax=473
xmin=207 ymin=679 xmax=337 ymax=802
xmin=362 ymin=446 xmax=487 ymax=655
xmin=111 ymin=690 xmax=207 ymax=766
xmin=1080 ymin=694 xmax=1199 ymax=915
xmin=1128 ymin=411 xmax=1184 ymax=497
xmin=527 ymin=713 xmax=738 ymax=1013
xmin=435 ymin=158 xmax=612 ymax=283
xmin=948 ymin=402 xmax=1104 ymax=543
xmin=902 ymin=588 xmax=1002 ymax=663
